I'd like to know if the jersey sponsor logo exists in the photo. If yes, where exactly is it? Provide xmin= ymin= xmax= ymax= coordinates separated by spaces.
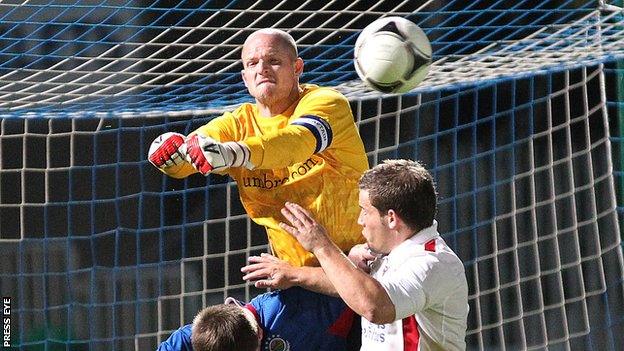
xmin=362 ymin=322 xmax=386 ymax=343
xmin=291 ymin=115 xmax=333 ymax=153
xmin=264 ymin=335 xmax=290 ymax=351
xmin=241 ymin=157 xmax=319 ymax=189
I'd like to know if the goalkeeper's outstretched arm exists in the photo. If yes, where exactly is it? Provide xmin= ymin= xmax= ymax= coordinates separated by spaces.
xmin=148 ymin=86 xmax=363 ymax=177
xmin=189 ymin=87 xmax=364 ymax=172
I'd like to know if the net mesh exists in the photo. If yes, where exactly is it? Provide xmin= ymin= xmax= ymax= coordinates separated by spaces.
xmin=0 ymin=0 xmax=624 ymax=350
xmin=0 ymin=0 xmax=622 ymax=116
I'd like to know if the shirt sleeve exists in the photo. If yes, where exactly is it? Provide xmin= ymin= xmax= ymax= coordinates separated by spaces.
xmin=193 ymin=112 xmax=241 ymax=142
xmin=378 ymin=256 xmax=436 ymax=321
xmin=156 ymin=324 xmax=194 ymax=351
xmin=244 ymin=88 xmax=354 ymax=169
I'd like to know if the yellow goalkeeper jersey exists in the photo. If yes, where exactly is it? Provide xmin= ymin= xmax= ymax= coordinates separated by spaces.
xmin=166 ymin=84 xmax=368 ymax=267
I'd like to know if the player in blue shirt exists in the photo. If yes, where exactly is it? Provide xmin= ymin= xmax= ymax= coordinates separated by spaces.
xmin=157 ymin=287 xmax=356 ymax=351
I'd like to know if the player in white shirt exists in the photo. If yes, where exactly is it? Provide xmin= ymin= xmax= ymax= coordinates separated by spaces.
xmin=279 ymin=159 xmax=469 ymax=350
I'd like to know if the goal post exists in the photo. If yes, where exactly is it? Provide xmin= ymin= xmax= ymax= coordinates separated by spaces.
xmin=1 ymin=1 xmax=624 ymax=350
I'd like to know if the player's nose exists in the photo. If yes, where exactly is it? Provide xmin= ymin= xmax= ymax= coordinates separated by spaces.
xmin=255 ymin=60 xmax=270 ymax=74
xmin=357 ymin=213 xmax=365 ymax=226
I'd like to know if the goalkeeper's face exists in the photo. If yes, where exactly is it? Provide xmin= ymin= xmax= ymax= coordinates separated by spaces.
xmin=241 ymin=33 xmax=303 ymax=108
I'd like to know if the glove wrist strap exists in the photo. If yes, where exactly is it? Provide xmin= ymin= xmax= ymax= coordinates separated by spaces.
xmin=222 ymin=142 xmax=251 ymax=169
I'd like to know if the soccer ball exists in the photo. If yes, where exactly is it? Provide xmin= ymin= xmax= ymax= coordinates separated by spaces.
xmin=354 ymin=17 xmax=432 ymax=94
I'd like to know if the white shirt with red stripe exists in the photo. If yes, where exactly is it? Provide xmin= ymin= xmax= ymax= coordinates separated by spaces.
xmin=360 ymin=221 xmax=469 ymax=351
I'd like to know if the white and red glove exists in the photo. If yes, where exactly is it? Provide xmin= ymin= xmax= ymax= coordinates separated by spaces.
xmin=148 ymin=132 xmax=187 ymax=170
xmin=186 ymin=134 xmax=251 ymax=175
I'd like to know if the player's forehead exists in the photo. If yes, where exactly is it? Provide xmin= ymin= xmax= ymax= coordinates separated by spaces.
xmin=241 ymin=33 xmax=295 ymax=61
xmin=358 ymin=190 xmax=372 ymax=207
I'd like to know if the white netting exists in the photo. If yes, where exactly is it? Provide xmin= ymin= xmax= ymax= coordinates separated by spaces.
xmin=0 ymin=1 xmax=623 ymax=350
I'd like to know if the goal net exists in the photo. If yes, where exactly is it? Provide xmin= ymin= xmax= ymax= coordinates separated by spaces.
xmin=1 ymin=0 xmax=623 ymax=350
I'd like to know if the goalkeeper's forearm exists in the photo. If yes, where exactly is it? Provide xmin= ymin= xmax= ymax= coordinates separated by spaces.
xmin=243 ymin=126 xmax=319 ymax=170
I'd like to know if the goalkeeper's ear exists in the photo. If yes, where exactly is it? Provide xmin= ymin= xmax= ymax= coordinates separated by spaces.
xmin=295 ymin=57 xmax=304 ymax=77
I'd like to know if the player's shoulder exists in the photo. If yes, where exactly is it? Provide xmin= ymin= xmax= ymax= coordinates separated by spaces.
xmin=394 ymin=242 xmax=465 ymax=281
xmin=251 ymin=287 xmax=340 ymax=311
xmin=210 ymin=102 xmax=256 ymax=132
xmin=300 ymin=84 xmax=348 ymax=104
xmin=157 ymin=324 xmax=193 ymax=351
xmin=229 ymin=102 xmax=256 ymax=118
xmin=387 ymin=236 xmax=442 ymax=268
xmin=278 ymin=286 xmax=325 ymax=301
xmin=251 ymin=286 xmax=306 ymax=305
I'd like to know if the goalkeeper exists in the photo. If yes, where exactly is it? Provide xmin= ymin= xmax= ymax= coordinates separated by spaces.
xmin=148 ymin=28 xmax=368 ymax=267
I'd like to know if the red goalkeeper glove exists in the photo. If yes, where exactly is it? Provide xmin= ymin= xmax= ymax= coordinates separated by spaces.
xmin=148 ymin=132 xmax=187 ymax=170
xmin=186 ymin=134 xmax=251 ymax=175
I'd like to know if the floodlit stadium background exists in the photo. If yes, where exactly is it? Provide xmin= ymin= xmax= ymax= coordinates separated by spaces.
xmin=0 ymin=0 xmax=623 ymax=350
